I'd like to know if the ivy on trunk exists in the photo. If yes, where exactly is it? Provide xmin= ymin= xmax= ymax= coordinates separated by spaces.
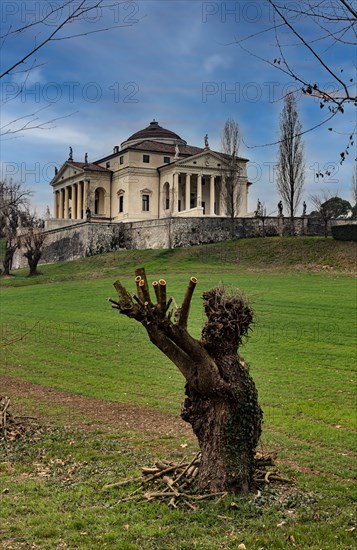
xmin=110 ymin=268 xmax=262 ymax=494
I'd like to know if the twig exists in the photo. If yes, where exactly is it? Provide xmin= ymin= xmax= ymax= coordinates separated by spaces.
xmin=174 ymin=451 xmax=201 ymax=485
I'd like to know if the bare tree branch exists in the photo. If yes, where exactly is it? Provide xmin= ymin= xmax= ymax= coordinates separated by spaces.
xmin=267 ymin=0 xmax=350 ymax=100
xmin=0 ymin=1 xmax=140 ymax=80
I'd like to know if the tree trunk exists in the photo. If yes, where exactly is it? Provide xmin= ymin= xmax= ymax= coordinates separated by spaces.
xmin=110 ymin=270 xmax=263 ymax=495
xmin=182 ymin=358 xmax=261 ymax=493
xmin=2 ymin=240 xmax=17 ymax=276
xmin=22 ymin=229 xmax=45 ymax=276
xmin=28 ymin=250 xmax=42 ymax=276
xmin=324 ymin=220 xmax=328 ymax=238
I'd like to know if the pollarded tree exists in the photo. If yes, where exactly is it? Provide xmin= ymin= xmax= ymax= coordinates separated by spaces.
xmin=110 ymin=269 xmax=262 ymax=494
xmin=277 ymin=93 xmax=305 ymax=232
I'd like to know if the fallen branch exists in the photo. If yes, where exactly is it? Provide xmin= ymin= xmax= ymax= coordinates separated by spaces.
xmin=0 ymin=396 xmax=43 ymax=441
xmin=106 ymin=449 xmax=290 ymax=509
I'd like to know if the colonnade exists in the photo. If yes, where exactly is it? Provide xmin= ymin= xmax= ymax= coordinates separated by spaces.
xmin=171 ymin=172 xmax=220 ymax=215
xmin=54 ymin=181 xmax=89 ymax=219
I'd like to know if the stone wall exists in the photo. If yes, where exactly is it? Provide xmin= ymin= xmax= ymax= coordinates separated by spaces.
xmin=12 ymin=216 xmax=354 ymax=269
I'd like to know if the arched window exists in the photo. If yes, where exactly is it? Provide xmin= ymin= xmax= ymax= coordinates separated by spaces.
xmin=163 ymin=182 xmax=170 ymax=210
xmin=94 ymin=187 xmax=105 ymax=215
xmin=117 ymin=189 xmax=125 ymax=213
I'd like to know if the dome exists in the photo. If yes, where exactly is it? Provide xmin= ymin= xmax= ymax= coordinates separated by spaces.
xmin=121 ymin=120 xmax=187 ymax=148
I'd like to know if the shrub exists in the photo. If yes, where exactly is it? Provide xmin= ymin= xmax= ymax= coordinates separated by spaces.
xmin=331 ymin=224 xmax=357 ymax=241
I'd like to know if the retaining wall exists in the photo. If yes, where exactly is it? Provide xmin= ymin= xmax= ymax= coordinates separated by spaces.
xmin=12 ymin=216 xmax=352 ymax=269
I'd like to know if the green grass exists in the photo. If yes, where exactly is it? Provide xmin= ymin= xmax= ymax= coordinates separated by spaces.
xmin=0 ymin=237 xmax=356 ymax=549
xmin=0 ymin=236 xmax=356 ymax=288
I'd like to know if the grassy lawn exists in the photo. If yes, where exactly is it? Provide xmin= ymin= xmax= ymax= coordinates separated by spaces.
xmin=0 ymin=238 xmax=356 ymax=548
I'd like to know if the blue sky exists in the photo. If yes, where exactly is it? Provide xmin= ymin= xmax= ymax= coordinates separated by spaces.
xmin=1 ymin=0 xmax=356 ymax=215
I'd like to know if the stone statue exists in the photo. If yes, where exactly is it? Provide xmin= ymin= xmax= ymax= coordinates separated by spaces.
xmin=302 ymin=201 xmax=307 ymax=216
xmin=68 ymin=146 xmax=73 ymax=161
xmin=255 ymin=199 xmax=262 ymax=217
xmin=54 ymin=166 xmax=58 ymax=175
xmin=278 ymin=200 xmax=283 ymax=216
xmin=84 ymin=153 xmax=88 ymax=164
xmin=86 ymin=207 xmax=91 ymax=221
xmin=175 ymin=143 xmax=179 ymax=159
xmin=204 ymin=134 xmax=209 ymax=148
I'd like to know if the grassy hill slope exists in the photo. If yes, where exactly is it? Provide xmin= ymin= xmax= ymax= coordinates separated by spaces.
xmin=1 ymin=236 xmax=356 ymax=288
xmin=0 ymin=236 xmax=356 ymax=549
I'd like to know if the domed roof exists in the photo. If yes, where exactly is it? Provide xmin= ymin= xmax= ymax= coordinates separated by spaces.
xmin=121 ymin=120 xmax=186 ymax=148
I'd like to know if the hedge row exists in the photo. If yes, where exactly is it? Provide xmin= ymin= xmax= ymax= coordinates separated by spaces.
xmin=331 ymin=224 xmax=357 ymax=241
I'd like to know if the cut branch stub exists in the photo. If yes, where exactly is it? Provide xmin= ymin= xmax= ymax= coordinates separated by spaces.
xmin=135 ymin=275 xmax=144 ymax=302
xmin=113 ymin=280 xmax=133 ymax=310
xmin=152 ymin=281 xmax=160 ymax=302
xmin=139 ymin=279 xmax=152 ymax=305
xmin=158 ymin=279 xmax=167 ymax=312
xmin=178 ymin=277 xmax=198 ymax=330
xmin=135 ymin=267 xmax=149 ymax=289
xmin=136 ymin=267 xmax=152 ymax=304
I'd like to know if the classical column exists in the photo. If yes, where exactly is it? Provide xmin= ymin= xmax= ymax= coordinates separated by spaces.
xmin=64 ymin=187 xmax=69 ymax=218
xmin=172 ymin=172 xmax=179 ymax=213
xmin=209 ymin=175 xmax=215 ymax=215
xmin=53 ymin=192 xmax=58 ymax=218
xmin=104 ymin=192 xmax=110 ymax=218
xmin=185 ymin=173 xmax=191 ymax=211
xmin=77 ymin=181 xmax=83 ymax=219
xmin=72 ymin=184 xmax=77 ymax=219
xmin=83 ymin=181 xmax=89 ymax=211
xmin=197 ymin=174 xmax=202 ymax=207
xmin=59 ymin=189 xmax=64 ymax=218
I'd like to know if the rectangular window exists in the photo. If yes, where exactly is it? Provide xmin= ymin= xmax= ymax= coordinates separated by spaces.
xmin=142 ymin=194 xmax=150 ymax=211
xmin=163 ymin=156 xmax=170 ymax=164
xmin=119 ymin=195 xmax=124 ymax=213
xmin=143 ymin=155 xmax=150 ymax=163
xmin=119 ymin=156 xmax=124 ymax=165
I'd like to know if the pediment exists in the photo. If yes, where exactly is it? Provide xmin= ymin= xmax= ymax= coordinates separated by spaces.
xmin=174 ymin=150 xmax=230 ymax=170
xmin=50 ymin=162 xmax=84 ymax=186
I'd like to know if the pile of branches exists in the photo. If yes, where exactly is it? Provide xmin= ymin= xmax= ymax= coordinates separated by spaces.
xmin=0 ymin=396 xmax=40 ymax=441
xmin=104 ymin=451 xmax=291 ymax=509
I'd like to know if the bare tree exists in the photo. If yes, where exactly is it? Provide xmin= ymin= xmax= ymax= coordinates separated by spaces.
xmin=276 ymin=94 xmax=305 ymax=233
xmin=0 ymin=180 xmax=32 ymax=275
xmin=221 ymin=119 xmax=243 ymax=239
xmin=236 ymin=1 xmax=356 ymax=158
xmin=163 ymin=182 xmax=176 ymax=249
xmin=1 ymin=0 xmax=139 ymax=136
xmin=20 ymin=214 xmax=46 ymax=276
xmin=267 ymin=1 xmax=356 ymax=112
xmin=351 ymin=165 xmax=357 ymax=207
xmin=110 ymin=269 xmax=262 ymax=494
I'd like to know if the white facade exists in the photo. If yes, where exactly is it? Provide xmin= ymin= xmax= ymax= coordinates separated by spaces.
xmin=49 ymin=121 xmax=251 ymax=226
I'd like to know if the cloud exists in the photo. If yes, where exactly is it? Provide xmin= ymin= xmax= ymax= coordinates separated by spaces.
xmin=203 ymin=54 xmax=230 ymax=74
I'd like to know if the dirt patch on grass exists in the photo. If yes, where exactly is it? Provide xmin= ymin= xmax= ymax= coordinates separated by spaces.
xmin=0 ymin=375 xmax=193 ymax=439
